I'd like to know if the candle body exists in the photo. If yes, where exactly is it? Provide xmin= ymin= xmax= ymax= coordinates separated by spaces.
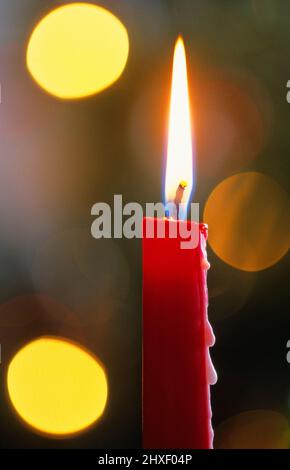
xmin=142 ymin=218 xmax=215 ymax=449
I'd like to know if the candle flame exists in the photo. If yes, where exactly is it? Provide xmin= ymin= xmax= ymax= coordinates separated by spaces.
xmin=165 ymin=37 xmax=194 ymax=217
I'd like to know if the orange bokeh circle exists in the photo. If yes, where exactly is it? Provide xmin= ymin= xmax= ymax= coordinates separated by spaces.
xmin=204 ymin=172 xmax=290 ymax=272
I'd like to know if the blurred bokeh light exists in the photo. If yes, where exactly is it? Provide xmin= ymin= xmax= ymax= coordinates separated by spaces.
xmin=7 ymin=337 xmax=108 ymax=437
xmin=204 ymin=172 xmax=290 ymax=271
xmin=26 ymin=3 xmax=129 ymax=99
xmin=215 ymin=410 xmax=289 ymax=449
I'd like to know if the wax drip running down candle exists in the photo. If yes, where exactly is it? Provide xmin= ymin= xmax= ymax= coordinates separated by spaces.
xmin=200 ymin=226 xmax=218 ymax=447
xmin=142 ymin=37 xmax=217 ymax=449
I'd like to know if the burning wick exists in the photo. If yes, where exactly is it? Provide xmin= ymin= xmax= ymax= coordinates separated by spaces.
xmin=175 ymin=180 xmax=188 ymax=220
xmin=175 ymin=180 xmax=188 ymax=206
xmin=165 ymin=180 xmax=188 ymax=220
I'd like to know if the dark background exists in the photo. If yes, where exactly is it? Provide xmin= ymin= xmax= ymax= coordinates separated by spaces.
xmin=0 ymin=0 xmax=289 ymax=448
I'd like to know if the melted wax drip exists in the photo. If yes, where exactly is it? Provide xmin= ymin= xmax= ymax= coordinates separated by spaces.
xmin=200 ymin=224 xmax=217 ymax=448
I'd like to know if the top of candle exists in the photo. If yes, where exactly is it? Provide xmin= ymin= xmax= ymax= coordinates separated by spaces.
xmin=165 ymin=36 xmax=195 ymax=219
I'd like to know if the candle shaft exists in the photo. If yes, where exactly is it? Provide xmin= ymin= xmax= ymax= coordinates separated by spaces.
xmin=142 ymin=218 xmax=213 ymax=449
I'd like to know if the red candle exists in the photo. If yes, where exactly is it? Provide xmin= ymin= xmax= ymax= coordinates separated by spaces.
xmin=142 ymin=37 xmax=216 ymax=449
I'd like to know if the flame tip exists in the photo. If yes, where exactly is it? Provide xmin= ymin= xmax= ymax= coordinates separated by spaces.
xmin=175 ymin=36 xmax=185 ymax=48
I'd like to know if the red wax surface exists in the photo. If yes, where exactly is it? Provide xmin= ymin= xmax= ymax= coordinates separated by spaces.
xmin=142 ymin=218 xmax=212 ymax=449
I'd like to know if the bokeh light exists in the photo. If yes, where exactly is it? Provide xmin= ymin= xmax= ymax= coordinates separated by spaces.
xmin=215 ymin=410 xmax=289 ymax=449
xmin=26 ymin=3 xmax=129 ymax=99
xmin=7 ymin=337 xmax=108 ymax=437
xmin=204 ymin=172 xmax=290 ymax=271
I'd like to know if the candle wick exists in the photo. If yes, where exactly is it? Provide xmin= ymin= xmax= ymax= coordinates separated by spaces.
xmin=174 ymin=181 xmax=187 ymax=220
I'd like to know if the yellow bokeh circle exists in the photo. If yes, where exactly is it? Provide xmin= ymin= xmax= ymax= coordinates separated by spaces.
xmin=215 ymin=410 xmax=289 ymax=449
xmin=7 ymin=337 xmax=108 ymax=437
xmin=26 ymin=3 xmax=129 ymax=99
xmin=204 ymin=172 xmax=290 ymax=272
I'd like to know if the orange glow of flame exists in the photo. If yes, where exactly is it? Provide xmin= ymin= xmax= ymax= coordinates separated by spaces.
xmin=165 ymin=37 xmax=193 ymax=212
